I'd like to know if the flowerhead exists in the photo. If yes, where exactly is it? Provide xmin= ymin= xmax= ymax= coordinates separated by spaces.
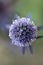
xmin=9 ymin=17 xmax=37 ymax=47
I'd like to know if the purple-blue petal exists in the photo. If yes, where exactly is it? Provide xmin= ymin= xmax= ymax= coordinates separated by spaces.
xmin=26 ymin=13 xmax=32 ymax=19
xmin=22 ymin=47 xmax=25 ymax=54
xmin=5 ymin=24 xmax=11 ymax=30
xmin=14 ymin=14 xmax=20 ymax=19
xmin=28 ymin=45 xmax=33 ymax=54
xmin=37 ymin=25 xmax=43 ymax=30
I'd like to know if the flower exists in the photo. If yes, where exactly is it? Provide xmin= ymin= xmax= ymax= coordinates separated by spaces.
xmin=9 ymin=17 xmax=37 ymax=54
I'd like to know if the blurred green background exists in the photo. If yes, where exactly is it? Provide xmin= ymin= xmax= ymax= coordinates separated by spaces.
xmin=0 ymin=0 xmax=43 ymax=65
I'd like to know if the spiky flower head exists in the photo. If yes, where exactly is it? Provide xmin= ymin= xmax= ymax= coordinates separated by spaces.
xmin=9 ymin=17 xmax=37 ymax=48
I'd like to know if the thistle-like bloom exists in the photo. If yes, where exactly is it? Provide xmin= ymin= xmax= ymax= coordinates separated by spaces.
xmin=9 ymin=17 xmax=38 ymax=54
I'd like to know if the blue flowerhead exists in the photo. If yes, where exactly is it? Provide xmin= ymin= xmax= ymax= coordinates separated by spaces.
xmin=9 ymin=17 xmax=37 ymax=54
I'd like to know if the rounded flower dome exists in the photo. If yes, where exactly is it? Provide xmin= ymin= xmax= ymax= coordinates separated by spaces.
xmin=9 ymin=17 xmax=37 ymax=47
